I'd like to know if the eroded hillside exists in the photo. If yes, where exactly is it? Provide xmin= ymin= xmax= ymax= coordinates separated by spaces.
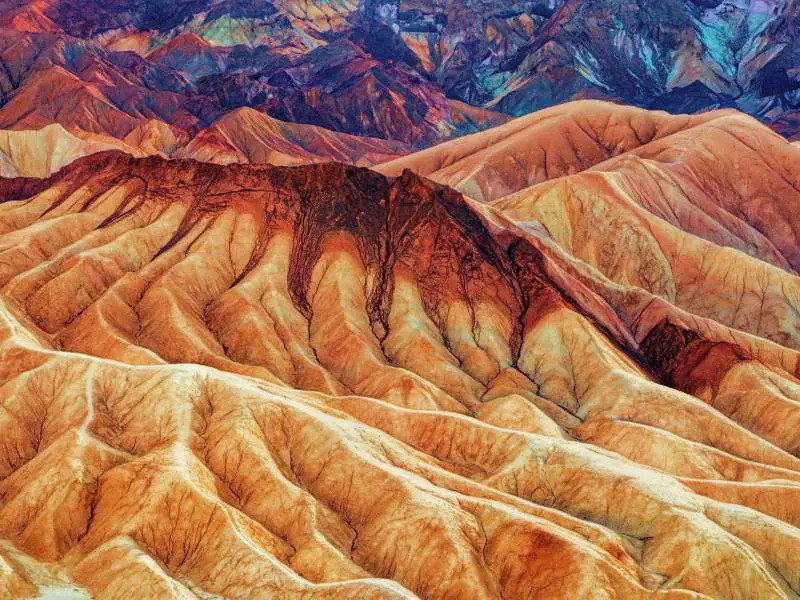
xmin=0 ymin=148 xmax=799 ymax=599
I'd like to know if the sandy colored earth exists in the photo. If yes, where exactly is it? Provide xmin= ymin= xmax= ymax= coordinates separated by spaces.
xmin=0 ymin=124 xmax=145 ymax=179
xmin=0 ymin=101 xmax=799 ymax=599
xmin=0 ymin=110 xmax=409 ymax=180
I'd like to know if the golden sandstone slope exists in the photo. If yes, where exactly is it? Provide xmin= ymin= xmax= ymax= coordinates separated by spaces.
xmin=0 ymin=102 xmax=799 ymax=600
xmin=375 ymin=101 xmax=729 ymax=203
xmin=0 ymin=110 xmax=408 ymax=180
xmin=0 ymin=123 xmax=144 ymax=178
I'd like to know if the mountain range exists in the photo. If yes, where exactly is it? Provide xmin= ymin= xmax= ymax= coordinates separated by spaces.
xmin=0 ymin=0 xmax=799 ymax=155
xmin=1 ymin=1 xmax=800 ymax=599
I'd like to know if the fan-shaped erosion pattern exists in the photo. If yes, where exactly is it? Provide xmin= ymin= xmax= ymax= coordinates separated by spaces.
xmin=0 ymin=150 xmax=799 ymax=599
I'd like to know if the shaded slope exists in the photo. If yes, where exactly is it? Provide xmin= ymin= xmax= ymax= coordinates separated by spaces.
xmin=0 ymin=30 xmax=209 ymax=137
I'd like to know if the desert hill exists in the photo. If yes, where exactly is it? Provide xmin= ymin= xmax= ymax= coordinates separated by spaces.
xmin=0 ymin=122 xmax=143 ymax=178
xmin=376 ymin=100 xmax=734 ymax=202
xmin=176 ymin=107 xmax=409 ymax=167
xmin=0 ymin=144 xmax=799 ymax=598
xmin=0 ymin=109 xmax=409 ymax=178
xmin=380 ymin=100 xmax=800 ymax=348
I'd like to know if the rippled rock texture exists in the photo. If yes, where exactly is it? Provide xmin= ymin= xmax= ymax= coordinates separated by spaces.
xmin=1 ymin=99 xmax=800 ymax=598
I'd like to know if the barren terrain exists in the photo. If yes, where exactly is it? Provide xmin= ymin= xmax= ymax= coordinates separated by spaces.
xmin=0 ymin=102 xmax=799 ymax=598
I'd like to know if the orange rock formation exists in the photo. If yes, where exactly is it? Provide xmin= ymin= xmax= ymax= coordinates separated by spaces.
xmin=0 ymin=101 xmax=799 ymax=599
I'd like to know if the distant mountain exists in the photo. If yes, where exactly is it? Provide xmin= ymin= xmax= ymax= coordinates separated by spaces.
xmin=176 ymin=106 xmax=409 ymax=165
xmin=0 ymin=0 xmax=797 ymax=147
xmin=0 ymin=109 xmax=409 ymax=178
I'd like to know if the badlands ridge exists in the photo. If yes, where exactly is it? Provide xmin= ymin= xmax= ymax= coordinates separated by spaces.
xmin=0 ymin=102 xmax=799 ymax=598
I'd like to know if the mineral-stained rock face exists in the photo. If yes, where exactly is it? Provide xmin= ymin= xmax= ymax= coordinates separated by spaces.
xmin=1 ymin=140 xmax=800 ymax=599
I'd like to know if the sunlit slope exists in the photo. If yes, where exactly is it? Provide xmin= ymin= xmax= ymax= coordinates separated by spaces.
xmin=376 ymin=101 xmax=730 ymax=202
xmin=491 ymin=110 xmax=800 ymax=350
xmin=0 ymin=124 xmax=142 ymax=178
xmin=176 ymin=107 xmax=409 ymax=167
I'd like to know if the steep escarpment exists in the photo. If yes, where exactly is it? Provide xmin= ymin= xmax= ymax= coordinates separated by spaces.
xmin=1 ymin=151 xmax=800 ymax=599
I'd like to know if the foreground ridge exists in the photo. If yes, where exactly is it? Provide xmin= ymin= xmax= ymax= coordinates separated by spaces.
xmin=0 ymin=151 xmax=799 ymax=599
